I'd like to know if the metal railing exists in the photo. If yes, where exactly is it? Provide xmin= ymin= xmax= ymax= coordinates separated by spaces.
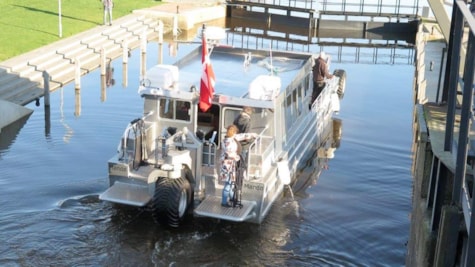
xmin=319 ymin=0 xmax=420 ymax=17
xmin=248 ymin=126 xmax=273 ymax=179
xmin=202 ymin=141 xmax=217 ymax=166
xmin=437 ymin=0 xmax=475 ymax=265
xmin=226 ymin=31 xmax=415 ymax=65
xmin=230 ymin=0 xmax=316 ymax=10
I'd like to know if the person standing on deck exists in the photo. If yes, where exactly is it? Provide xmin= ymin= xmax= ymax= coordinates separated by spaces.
xmin=311 ymin=51 xmax=333 ymax=104
xmin=102 ymin=0 xmax=113 ymax=26
xmin=220 ymin=125 xmax=257 ymax=207
xmin=233 ymin=106 xmax=253 ymax=161
xmin=233 ymin=106 xmax=252 ymax=134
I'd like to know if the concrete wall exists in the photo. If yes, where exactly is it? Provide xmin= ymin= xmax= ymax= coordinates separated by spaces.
xmin=0 ymin=99 xmax=33 ymax=133
xmin=406 ymin=105 xmax=436 ymax=266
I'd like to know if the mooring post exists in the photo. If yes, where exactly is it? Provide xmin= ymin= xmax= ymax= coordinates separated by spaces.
xmin=141 ymin=29 xmax=147 ymax=52
xmin=74 ymin=58 xmax=81 ymax=116
xmin=42 ymin=71 xmax=50 ymax=107
xmin=122 ymin=61 xmax=128 ymax=88
xmin=42 ymin=70 xmax=51 ymax=137
xmin=101 ymin=47 xmax=106 ymax=76
xmin=122 ymin=39 xmax=129 ymax=88
xmin=75 ymin=83 xmax=81 ymax=117
xmin=141 ymin=29 xmax=147 ymax=78
xmin=101 ymin=74 xmax=107 ymax=102
xmin=122 ymin=40 xmax=128 ymax=64
xmin=75 ymin=58 xmax=81 ymax=91
xmin=158 ymin=20 xmax=164 ymax=64
xmin=172 ymin=14 xmax=178 ymax=39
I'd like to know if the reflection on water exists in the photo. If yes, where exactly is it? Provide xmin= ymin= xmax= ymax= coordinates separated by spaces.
xmin=59 ymin=88 xmax=74 ymax=143
xmin=0 ymin=22 xmax=413 ymax=265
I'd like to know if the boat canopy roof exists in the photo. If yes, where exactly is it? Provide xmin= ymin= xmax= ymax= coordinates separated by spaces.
xmin=139 ymin=46 xmax=312 ymax=109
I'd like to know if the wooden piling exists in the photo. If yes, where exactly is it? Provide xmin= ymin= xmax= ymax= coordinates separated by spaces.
xmin=101 ymin=47 xmax=106 ymax=76
xmin=42 ymin=71 xmax=50 ymax=107
xmin=101 ymin=74 xmax=107 ymax=102
xmin=122 ymin=62 xmax=128 ymax=88
xmin=75 ymin=85 xmax=81 ymax=117
xmin=122 ymin=40 xmax=128 ymax=64
xmin=74 ymin=58 xmax=81 ymax=91
xmin=158 ymin=20 xmax=164 ymax=65
xmin=141 ymin=29 xmax=147 ymax=78
xmin=173 ymin=14 xmax=178 ymax=39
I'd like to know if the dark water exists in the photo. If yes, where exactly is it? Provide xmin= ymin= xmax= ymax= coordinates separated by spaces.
xmin=0 ymin=38 xmax=413 ymax=266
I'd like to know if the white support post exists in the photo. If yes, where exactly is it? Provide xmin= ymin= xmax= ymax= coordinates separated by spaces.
xmin=74 ymin=58 xmax=81 ymax=91
xmin=122 ymin=40 xmax=128 ymax=64
xmin=101 ymin=47 xmax=106 ymax=76
xmin=141 ymin=30 xmax=147 ymax=79
xmin=173 ymin=14 xmax=178 ymax=39
xmin=158 ymin=20 xmax=164 ymax=64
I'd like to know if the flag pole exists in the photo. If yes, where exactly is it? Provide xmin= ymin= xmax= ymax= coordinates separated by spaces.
xmin=198 ymin=24 xmax=216 ymax=112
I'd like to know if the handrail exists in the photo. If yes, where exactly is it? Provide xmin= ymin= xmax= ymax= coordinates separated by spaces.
xmin=319 ymin=0 xmax=420 ymax=17
xmin=202 ymin=141 xmax=217 ymax=167
xmin=117 ymin=111 xmax=154 ymax=160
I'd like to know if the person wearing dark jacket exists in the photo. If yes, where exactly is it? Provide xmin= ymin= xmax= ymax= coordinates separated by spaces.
xmin=233 ymin=106 xmax=252 ymax=134
xmin=311 ymin=51 xmax=333 ymax=104
xmin=233 ymin=106 xmax=253 ymax=156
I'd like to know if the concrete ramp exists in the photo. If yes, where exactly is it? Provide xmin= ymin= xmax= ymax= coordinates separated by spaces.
xmin=0 ymin=99 xmax=33 ymax=132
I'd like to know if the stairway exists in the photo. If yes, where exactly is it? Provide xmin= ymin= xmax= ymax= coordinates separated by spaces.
xmin=0 ymin=14 xmax=161 ymax=106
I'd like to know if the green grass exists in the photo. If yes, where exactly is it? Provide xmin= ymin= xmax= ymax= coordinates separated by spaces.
xmin=0 ymin=0 xmax=162 ymax=61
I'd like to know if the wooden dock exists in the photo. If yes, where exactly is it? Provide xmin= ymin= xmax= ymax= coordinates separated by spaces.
xmin=0 ymin=14 xmax=159 ymax=106
xmin=0 ymin=2 xmax=225 ymax=107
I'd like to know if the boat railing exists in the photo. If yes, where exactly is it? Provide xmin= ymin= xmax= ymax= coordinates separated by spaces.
xmin=313 ymin=77 xmax=338 ymax=147
xmin=202 ymin=141 xmax=217 ymax=167
xmin=248 ymin=126 xmax=275 ymax=179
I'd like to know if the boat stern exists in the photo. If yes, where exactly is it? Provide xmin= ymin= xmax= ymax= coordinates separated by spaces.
xmin=99 ymin=155 xmax=153 ymax=206
xmin=99 ymin=181 xmax=152 ymax=207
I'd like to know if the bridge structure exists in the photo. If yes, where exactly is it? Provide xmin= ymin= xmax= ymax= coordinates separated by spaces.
xmin=225 ymin=0 xmax=420 ymax=65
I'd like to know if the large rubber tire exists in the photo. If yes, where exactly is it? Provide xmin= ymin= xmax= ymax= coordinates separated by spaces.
xmin=333 ymin=69 xmax=347 ymax=99
xmin=151 ymin=176 xmax=191 ymax=228
xmin=182 ymin=165 xmax=195 ymax=212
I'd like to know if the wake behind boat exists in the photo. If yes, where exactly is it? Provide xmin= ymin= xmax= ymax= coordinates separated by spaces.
xmin=99 ymin=25 xmax=346 ymax=227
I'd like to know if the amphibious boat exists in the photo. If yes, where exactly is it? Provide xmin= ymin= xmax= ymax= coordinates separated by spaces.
xmin=99 ymin=26 xmax=346 ymax=227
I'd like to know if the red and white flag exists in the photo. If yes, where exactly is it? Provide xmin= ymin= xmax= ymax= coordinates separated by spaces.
xmin=199 ymin=30 xmax=216 ymax=112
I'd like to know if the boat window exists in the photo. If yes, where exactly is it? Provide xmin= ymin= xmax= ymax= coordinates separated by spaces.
xmin=198 ymin=113 xmax=214 ymax=125
xmin=285 ymin=94 xmax=292 ymax=130
xmin=159 ymin=99 xmax=174 ymax=119
xmin=292 ymin=89 xmax=298 ymax=116
xmin=175 ymin=100 xmax=191 ymax=121
xmin=223 ymin=108 xmax=240 ymax=128
xmin=305 ymin=75 xmax=311 ymax=97
xmin=298 ymin=85 xmax=303 ymax=115
xmin=198 ymin=104 xmax=221 ymax=144
xmin=159 ymin=99 xmax=191 ymax=121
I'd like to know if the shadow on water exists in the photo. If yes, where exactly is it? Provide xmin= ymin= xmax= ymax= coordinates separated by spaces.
xmin=0 ymin=113 xmax=32 ymax=157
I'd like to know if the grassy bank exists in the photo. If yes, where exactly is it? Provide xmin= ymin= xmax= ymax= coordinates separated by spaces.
xmin=0 ymin=0 xmax=162 ymax=61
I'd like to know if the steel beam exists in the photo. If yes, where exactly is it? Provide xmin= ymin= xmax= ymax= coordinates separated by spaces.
xmin=427 ymin=0 xmax=451 ymax=42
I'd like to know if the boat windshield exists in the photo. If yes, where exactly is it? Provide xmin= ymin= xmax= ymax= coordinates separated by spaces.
xmin=159 ymin=98 xmax=191 ymax=121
